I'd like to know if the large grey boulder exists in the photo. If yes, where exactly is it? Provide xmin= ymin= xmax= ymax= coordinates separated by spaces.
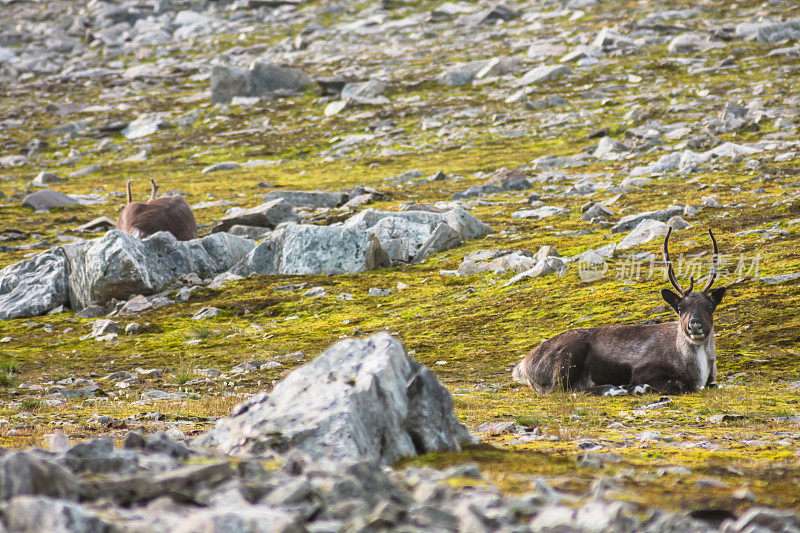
xmin=210 ymin=62 xmax=312 ymax=103
xmin=63 ymin=230 xmax=255 ymax=309
xmin=211 ymin=198 xmax=299 ymax=233
xmin=0 ymin=452 xmax=79 ymax=501
xmin=229 ymin=224 xmax=389 ymax=276
xmin=0 ymin=248 xmax=68 ymax=320
xmin=231 ymin=207 xmax=492 ymax=276
xmin=195 ymin=333 xmax=472 ymax=464
xmin=262 ymin=190 xmax=348 ymax=209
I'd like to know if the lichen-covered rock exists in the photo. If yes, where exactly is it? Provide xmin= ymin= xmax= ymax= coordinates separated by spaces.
xmin=345 ymin=208 xmax=493 ymax=264
xmin=63 ymin=230 xmax=255 ymax=310
xmin=345 ymin=207 xmax=493 ymax=244
xmin=0 ymin=248 xmax=68 ymax=320
xmin=230 ymin=207 xmax=493 ymax=276
xmin=195 ymin=333 xmax=473 ymax=464
xmin=229 ymin=224 xmax=390 ymax=276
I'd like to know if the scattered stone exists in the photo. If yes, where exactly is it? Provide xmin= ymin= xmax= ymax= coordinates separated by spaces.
xmin=610 ymin=206 xmax=682 ymax=233
xmin=368 ymin=288 xmax=391 ymax=296
xmin=212 ymin=198 xmax=298 ymax=233
xmin=30 ymin=172 xmax=65 ymax=187
xmin=475 ymin=420 xmax=516 ymax=436
xmin=73 ymin=217 xmax=116 ymax=233
xmin=617 ymin=219 xmax=669 ymax=250
xmin=515 ymin=64 xmax=570 ymax=86
xmin=302 ymin=287 xmax=327 ymax=298
xmin=504 ymin=255 xmax=567 ymax=285
xmin=761 ymin=272 xmax=800 ymax=284
xmin=581 ymin=204 xmax=614 ymax=221
xmin=201 ymin=161 xmax=241 ymax=174
xmin=511 ymin=206 xmax=570 ymax=219
xmin=21 ymin=190 xmax=77 ymax=212
xmin=192 ymin=307 xmax=220 ymax=320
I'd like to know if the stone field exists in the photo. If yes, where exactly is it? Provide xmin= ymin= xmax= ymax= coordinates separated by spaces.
xmin=1 ymin=0 xmax=800 ymax=530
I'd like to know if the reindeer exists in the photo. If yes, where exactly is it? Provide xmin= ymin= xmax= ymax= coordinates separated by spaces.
xmin=116 ymin=179 xmax=199 ymax=241
xmin=513 ymin=228 xmax=726 ymax=394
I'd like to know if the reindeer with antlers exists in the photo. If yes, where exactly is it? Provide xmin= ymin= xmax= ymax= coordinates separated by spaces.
xmin=513 ymin=228 xmax=727 ymax=394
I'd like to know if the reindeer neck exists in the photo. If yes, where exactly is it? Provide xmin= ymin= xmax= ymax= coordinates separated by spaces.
xmin=675 ymin=324 xmax=716 ymax=390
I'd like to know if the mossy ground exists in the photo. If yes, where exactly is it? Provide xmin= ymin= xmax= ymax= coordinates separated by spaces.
xmin=1 ymin=0 xmax=800 ymax=516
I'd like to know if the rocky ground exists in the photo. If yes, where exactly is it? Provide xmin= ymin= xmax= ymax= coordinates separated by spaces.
xmin=1 ymin=0 xmax=800 ymax=529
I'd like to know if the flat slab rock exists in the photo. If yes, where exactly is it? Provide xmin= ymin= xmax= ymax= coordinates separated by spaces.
xmin=262 ymin=190 xmax=349 ymax=208
xmin=211 ymin=198 xmax=299 ymax=233
xmin=195 ymin=333 xmax=473 ymax=464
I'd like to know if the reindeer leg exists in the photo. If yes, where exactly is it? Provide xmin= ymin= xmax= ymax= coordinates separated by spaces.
xmin=632 ymin=364 xmax=692 ymax=395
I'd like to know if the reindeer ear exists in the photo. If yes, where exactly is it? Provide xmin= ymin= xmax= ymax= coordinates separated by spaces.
xmin=708 ymin=287 xmax=726 ymax=308
xmin=661 ymin=289 xmax=681 ymax=312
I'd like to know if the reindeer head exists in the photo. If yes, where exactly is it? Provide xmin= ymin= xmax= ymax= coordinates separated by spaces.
xmin=661 ymin=228 xmax=726 ymax=344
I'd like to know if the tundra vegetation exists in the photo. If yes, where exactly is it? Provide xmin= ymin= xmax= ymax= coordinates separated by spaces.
xmin=0 ymin=0 xmax=799 ymax=523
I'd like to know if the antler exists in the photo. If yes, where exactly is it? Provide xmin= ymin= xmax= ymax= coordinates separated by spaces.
xmin=126 ymin=179 xmax=133 ymax=205
xmin=702 ymin=228 xmax=719 ymax=293
xmin=149 ymin=179 xmax=159 ymax=202
xmin=663 ymin=226 xmax=690 ymax=295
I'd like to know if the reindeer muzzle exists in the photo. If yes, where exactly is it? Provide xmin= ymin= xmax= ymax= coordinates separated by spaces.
xmin=687 ymin=318 xmax=706 ymax=341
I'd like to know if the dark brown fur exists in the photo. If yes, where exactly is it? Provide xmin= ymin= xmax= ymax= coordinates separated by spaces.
xmin=117 ymin=179 xmax=198 ymax=241
xmin=513 ymin=228 xmax=726 ymax=395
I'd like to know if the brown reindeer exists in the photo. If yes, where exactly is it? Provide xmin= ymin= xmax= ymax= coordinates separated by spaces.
xmin=513 ymin=228 xmax=726 ymax=394
xmin=116 ymin=179 xmax=198 ymax=241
